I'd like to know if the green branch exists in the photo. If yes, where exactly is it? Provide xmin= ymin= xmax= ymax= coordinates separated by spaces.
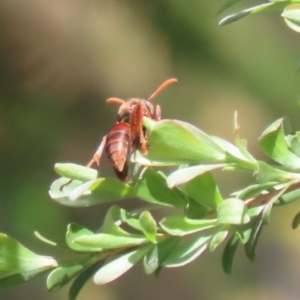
xmin=1 ymin=1 xmax=300 ymax=299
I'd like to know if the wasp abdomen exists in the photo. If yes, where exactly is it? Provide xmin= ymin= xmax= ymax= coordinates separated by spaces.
xmin=106 ymin=123 xmax=130 ymax=180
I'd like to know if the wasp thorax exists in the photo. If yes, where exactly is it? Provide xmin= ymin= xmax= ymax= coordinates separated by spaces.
xmin=117 ymin=98 xmax=154 ymax=123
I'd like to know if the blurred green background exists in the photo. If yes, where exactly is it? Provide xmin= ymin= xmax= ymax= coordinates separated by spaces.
xmin=1 ymin=0 xmax=300 ymax=299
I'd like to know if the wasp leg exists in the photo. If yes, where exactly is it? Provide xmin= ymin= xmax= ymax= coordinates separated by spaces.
xmin=130 ymin=101 xmax=148 ymax=155
xmin=86 ymin=135 xmax=107 ymax=167
xmin=60 ymin=136 xmax=107 ymax=191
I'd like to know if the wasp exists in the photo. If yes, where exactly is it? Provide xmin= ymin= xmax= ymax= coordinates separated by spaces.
xmin=60 ymin=78 xmax=177 ymax=190
xmin=86 ymin=78 xmax=177 ymax=181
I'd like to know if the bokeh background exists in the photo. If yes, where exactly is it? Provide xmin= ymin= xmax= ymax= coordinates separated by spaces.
xmin=1 ymin=0 xmax=300 ymax=299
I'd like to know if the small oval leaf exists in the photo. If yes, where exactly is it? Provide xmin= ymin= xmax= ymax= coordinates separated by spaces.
xmin=282 ymin=5 xmax=300 ymax=33
xmin=259 ymin=118 xmax=300 ymax=169
xmin=222 ymin=234 xmax=239 ymax=274
xmin=131 ymin=149 xmax=188 ymax=166
xmin=160 ymin=215 xmax=217 ymax=236
xmin=73 ymin=233 xmax=147 ymax=251
xmin=47 ymin=264 xmax=86 ymax=292
xmin=69 ymin=261 xmax=104 ymax=300
xmin=209 ymin=230 xmax=229 ymax=252
xmin=136 ymin=168 xmax=186 ymax=207
xmin=220 ymin=2 xmax=291 ymax=26
xmin=0 ymin=234 xmax=57 ymax=289
xmin=287 ymin=132 xmax=300 ymax=157
xmin=139 ymin=211 xmax=157 ymax=243
xmin=183 ymin=172 xmax=224 ymax=208
xmin=54 ymin=163 xmax=98 ymax=182
xmin=102 ymin=206 xmax=131 ymax=236
xmin=292 ymin=211 xmax=300 ymax=229
xmin=50 ymin=177 xmax=135 ymax=207
xmin=167 ymin=164 xmax=228 ymax=188
xmin=143 ymin=237 xmax=180 ymax=274
xmin=34 ymin=232 xmax=57 ymax=247
xmin=146 ymin=119 xmax=225 ymax=163
xmin=93 ymin=245 xmax=152 ymax=284
xmin=217 ymin=198 xmax=250 ymax=225
xmin=255 ymin=161 xmax=297 ymax=183
xmin=163 ymin=235 xmax=210 ymax=267
xmin=219 ymin=9 xmax=251 ymax=25
xmin=66 ymin=224 xmax=94 ymax=252
xmin=244 ymin=215 xmax=264 ymax=261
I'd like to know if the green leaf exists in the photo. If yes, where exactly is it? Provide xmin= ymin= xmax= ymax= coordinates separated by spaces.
xmin=234 ymin=225 xmax=252 ymax=244
xmin=145 ymin=119 xmax=226 ymax=163
xmin=277 ymin=185 xmax=300 ymax=205
xmin=47 ymin=255 xmax=96 ymax=292
xmin=247 ymin=206 xmax=265 ymax=218
xmin=217 ymin=198 xmax=250 ymax=225
xmin=131 ymin=149 xmax=189 ymax=167
xmin=261 ymin=183 xmax=291 ymax=224
xmin=211 ymin=136 xmax=255 ymax=168
xmin=259 ymin=118 xmax=300 ymax=169
xmin=185 ymin=198 xmax=208 ymax=220
xmin=102 ymin=206 xmax=131 ymax=236
xmin=167 ymin=164 xmax=228 ymax=187
xmin=50 ymin=177 xmax=135 ymax=207
xmin=48 ymin=265 xmax=83 ymax=292
xmin=120 ymin=210 xmax=143 ymax=232
xmin=34 ymin=231 xmax=57 ymax=247
xmin=143 ymin=246 xmax=158 ymax=275
xmin=160 ymin=215 xmax=217 ymax=236
xmin=69 ymin=261 xmax=104 ymax=300
xmin=163 ymin=234 xmax=211 ymax=267
xmin=183 ymin=172 xmax=224 ymax=208
xmin=209 ymin=230 xmax=229 ymax=252
xmin=286 ymin=132 xmax=300 ymax=157
xmin=219 ymin=2 xmax=293 ymax=26
xmin=106 ymin=206 xmax=158 ymax=237
xmin=135 ymin=168 xmax=186 ymax=207
xmin=143 ymin=117 xmax=156 ymax=131
xmin=0 ymin=234 xmax=57 ymax=289
xmin=233 ymin=182 xmax=279 ymax=200
xmin=244 ymin=215 xmax=264 ymax=261
xmin=255 ymin=161 xmax=297 ymax=183
xmin=49 ymin=178 xmax=86 ymax=205
xmin=219 ymin=8 xmax=251 ymax=25
xmin=143 ymin=237 xmax=180 ymax=274
xmin=222 ymin=234 xmax=239 ymax=274
xmin=69 ymin=178 xmax=135 ymax=202
xmin=54 ymin=163 xmax=98 ymax=182
xmin=292 ymin=211 xmax=300 ymax=229
xmin=282 ymin=5 xmax=300 ymax=33
xmin=66 ymin=224 xmax=95 ymax=251
xmin=93 ymin=245 xmax=152 ymax=284
xmin=139 ymin=211 xmax=157 ymax=243
xmin=73 ymin=233 xmax=146 ymax=251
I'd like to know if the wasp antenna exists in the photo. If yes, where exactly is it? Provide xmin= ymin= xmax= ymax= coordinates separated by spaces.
xmin=106 ymin=97 xmax=126 ymax=105
xmin=148 ymin=78 xmax=178 ymax=102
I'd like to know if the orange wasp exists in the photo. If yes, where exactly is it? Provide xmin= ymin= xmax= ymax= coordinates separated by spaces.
xmin=86 ymin=78 xmax=177 ymax=182
xmin=61 ymin=78 xmax=177 ymax=190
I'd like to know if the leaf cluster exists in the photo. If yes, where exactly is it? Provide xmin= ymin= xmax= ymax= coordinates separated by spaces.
xmin=2 ymin=114 xmax=300 ymax=299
